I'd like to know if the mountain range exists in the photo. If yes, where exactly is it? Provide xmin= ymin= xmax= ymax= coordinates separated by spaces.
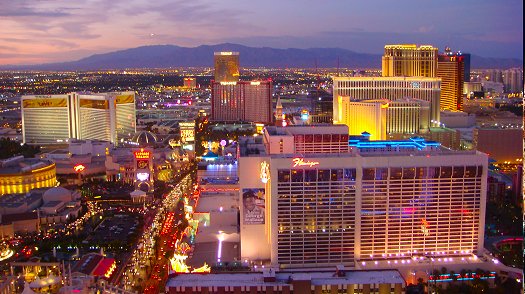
xmin=3 ymin=43 xmax=522 ymax=70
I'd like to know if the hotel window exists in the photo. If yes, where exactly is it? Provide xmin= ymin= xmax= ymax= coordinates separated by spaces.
xmin=440 ymin=166 xmax=452 ymax=178
xmin=304 ymin=170 xmax=317 ymax=182
xmin=390 ymin=168 xmax=402 ymax=180
xmin=402 ymin=167 xmax=416 ymax=179
xmin=318 ymin=169 xmax=330 ymax=182
xmin=291 ymin=170 xmax=303 ymax=182
xmin=452 ymin=166 xmax=464 ymax=178
xmin=331 ymin=169 xmax=344 ymax=181
xmin=464 ymin=166 xmax=477 ymax=178
xmin=362 ymin=168 xmax=375 ymax=180
xmin=344 ymin=168 xmax=356 ymax=181
xmin=278 ymin=170 xmax=290 ymax=182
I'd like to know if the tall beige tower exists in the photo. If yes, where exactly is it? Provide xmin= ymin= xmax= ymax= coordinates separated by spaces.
xmin=382 ymin=44 xmax=438 ymax=77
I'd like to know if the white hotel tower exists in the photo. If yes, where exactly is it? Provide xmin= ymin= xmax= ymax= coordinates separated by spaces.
xmin=22 ymin=92 xmax=136 ymax=145
xmin=239 ymin=125 xmax=487 ymax=269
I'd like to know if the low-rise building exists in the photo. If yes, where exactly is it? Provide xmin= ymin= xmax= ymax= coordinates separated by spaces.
xmin=166 ymin=268 xmax=405 ymax=294
xmin=0 ymin=156 xmax=57 ymax=196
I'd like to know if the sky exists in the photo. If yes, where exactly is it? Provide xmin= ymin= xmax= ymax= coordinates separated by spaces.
xmin=0 ymin=0 xmax=523 ymax=65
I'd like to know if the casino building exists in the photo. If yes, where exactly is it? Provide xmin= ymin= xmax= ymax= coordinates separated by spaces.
xmin=332 ymin=77 xmax=441 ymax=127
xmin=0 ymin=156 xmax=57 ymax=196
xmin=239 ymin=125 xmax=487 ymax=269
xmin=21 ymin=92 xmax=136 ymax=145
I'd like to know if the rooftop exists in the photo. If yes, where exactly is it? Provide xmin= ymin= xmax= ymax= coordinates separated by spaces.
xmin=0 ymin=211 xmax=39 ymax=225
xmin=0 ymin=156 xmax=54 ymax=175
xmin=71 ymin=253 xmax=104 ymax=275
xmin=265 ymin=125 xmax=349 ymax=136
xmin=333 ymin=76 xmax=441 ymax=82
xmin=166 ymin=269 xmax=405 ymax=288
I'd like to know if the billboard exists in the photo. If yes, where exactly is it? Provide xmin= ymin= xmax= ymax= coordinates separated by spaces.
xmin=242 ymin=188 xmax=265 ymax=225
xmin=23 ymin=98 xmax=67 ymax=108
xmin=116 ymin=94 xmax=135 ymax=104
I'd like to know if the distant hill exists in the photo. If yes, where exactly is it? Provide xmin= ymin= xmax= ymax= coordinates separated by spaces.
xmin=2 ymin=43 xmax=522 ymax=70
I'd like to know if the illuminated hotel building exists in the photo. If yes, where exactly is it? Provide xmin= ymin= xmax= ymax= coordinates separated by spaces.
xmin=211 ymin=81 xmax=272 ymax=124
xmin=183 ymin=77 xmax=197 ymax=89
xmin=22 ymin=92 xmax=136 ymax=144
xmin=437 ymin=49 xmax=465 ymax=111
xmin=214 ymin=52 xmax=240 ymax=82
xmin=382 ymin=44 xmax=438 ymax=77
xmin=337 ymin=98 xmax=430 ymax=140
xmin=332 ymin=76 xmax=441 ymax=126
xmin=239 ymin=125 xmax=487 ymax=268
xmin=21 ymin=94 xmax=71 ymax=145
xmin=0 ymin=156 xmax=57 ymax=196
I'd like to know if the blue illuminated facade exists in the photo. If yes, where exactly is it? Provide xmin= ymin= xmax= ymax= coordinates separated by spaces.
xmin=349 ymin=134 xmax=441 ymax=151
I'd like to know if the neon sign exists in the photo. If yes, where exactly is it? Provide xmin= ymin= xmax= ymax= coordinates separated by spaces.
xmin=136 ymin=172 xmax=149 ymax=181
xmin=292 ymin=158 xmax=319 ymax=168
xmin=134 ymin=148 xmax=151 ymax=159
xmin=260 ymin=161 xmax=270 ymax=183
xmin=73 ymin=164 xmax=85 ymax=173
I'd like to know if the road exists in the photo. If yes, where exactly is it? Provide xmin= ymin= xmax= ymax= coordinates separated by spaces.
xmin=115 ymin=167 xmax=196 ymax=292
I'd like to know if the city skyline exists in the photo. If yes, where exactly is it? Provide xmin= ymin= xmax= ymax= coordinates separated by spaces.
xmin=0 ymin=0 xmax=523 ymax=65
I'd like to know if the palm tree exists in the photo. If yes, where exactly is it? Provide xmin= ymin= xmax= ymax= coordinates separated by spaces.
xmin=450 ymin=270 xmax=457 ymax=282
xmin=441 ymin=266 xmax=447 ymax=275
xmin=460 ymin=269 xmax=467 ymax=284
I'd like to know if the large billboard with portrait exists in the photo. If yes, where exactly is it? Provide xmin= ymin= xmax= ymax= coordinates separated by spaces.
xmin=242 ymin=188 xmax=265 ymax=225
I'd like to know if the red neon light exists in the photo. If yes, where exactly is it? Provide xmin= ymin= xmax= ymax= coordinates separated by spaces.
xmin=292 ymin=158 xmax=319 ymax=167
xmin=73 ymin=164 xmax=86 ymax=172
xmin=134 ymin=149 xmax=151 ymax=159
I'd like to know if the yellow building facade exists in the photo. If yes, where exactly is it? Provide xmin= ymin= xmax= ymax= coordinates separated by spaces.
xmin=0 ymin=158 xmax=57 ymax=195
xmin=382 ymin=44 xmax=438 ymax=77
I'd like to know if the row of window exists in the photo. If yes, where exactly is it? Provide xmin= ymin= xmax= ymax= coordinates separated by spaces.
xmin=278 ymin=169 xmax=357 ymax=182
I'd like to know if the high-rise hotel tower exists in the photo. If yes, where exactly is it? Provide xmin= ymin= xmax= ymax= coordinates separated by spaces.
xmin=332 ymin=76 xmax=441 ymax=127
xmin=214 ymin=51 xmax=240 ymax=82
xmin=382 ymin=44 xmax=438 ymax=78
xmin=211 ymin=52 xmax=272 ymax=124
xmin=22 ymin=92 xmax=136 ymax=144
xmin=437 ymin=49 xmax=465 ymax=111
xmin=239 ymin=125 xmax=487 ymax=269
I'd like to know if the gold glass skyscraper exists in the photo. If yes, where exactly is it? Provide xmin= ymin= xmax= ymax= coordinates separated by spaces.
xmin=437 ymin=50 xmax=465 ymax=111
xmin=382 ymin=44 xmax=438 ymax=77
xmin=22 ymin=92 xmax=136 ymax=144
xmin=214 ymin=52 xmax=240 ymax=82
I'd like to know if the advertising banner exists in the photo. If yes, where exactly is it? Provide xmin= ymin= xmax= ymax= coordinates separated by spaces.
xmin=242 ymin=188 xmax=265 ymax=225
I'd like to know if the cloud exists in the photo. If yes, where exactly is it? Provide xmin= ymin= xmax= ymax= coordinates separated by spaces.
xmin=417 ymin=26 xmax=434 ymax=33
xmin=0 ymin=1 xmax=71 ymax=17
xmin=0 ymin=0 xmax=522 ymax=64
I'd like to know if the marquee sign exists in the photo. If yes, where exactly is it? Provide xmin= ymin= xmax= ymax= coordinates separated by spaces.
xmin=292 ymin=158 xmax=319 ymax=168
xmin=73 ymin=164 xmax=86 ymax=173
xmin=136 ymin=160 xmax=149 ymax=169
xmin=134 ymin=149 xmax=151 ymax=159
xmin=136 ymin=172 xmax=150 ymax=181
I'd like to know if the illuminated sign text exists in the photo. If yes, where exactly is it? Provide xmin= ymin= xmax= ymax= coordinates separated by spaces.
xmin=292 ymin=158 xmax=319 ymax=168
xmin=134 ymin=149 xmax=151 ymax=159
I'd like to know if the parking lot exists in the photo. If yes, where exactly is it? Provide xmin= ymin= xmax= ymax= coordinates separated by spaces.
xmin=84 ymin=214 xmax=140 ymax=247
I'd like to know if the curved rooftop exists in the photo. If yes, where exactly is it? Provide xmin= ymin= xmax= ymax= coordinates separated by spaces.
xmin=131 ymin=131 xmax=158 ymax=147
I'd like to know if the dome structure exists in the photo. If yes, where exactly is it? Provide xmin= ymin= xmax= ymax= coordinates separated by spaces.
xmin=43 ymin=187 xmax=72 ymax=203
xmin=131 ymin=131 xmax=158 ymax=147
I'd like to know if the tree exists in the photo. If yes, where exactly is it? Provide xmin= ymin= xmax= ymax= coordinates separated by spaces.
xmin=441 ymin=267 xmax=448 ymax=275
xmin=0 ymin=138 xmax=41 ymax=159
xmin=450 ymin=270 xmax=457 ymax=282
